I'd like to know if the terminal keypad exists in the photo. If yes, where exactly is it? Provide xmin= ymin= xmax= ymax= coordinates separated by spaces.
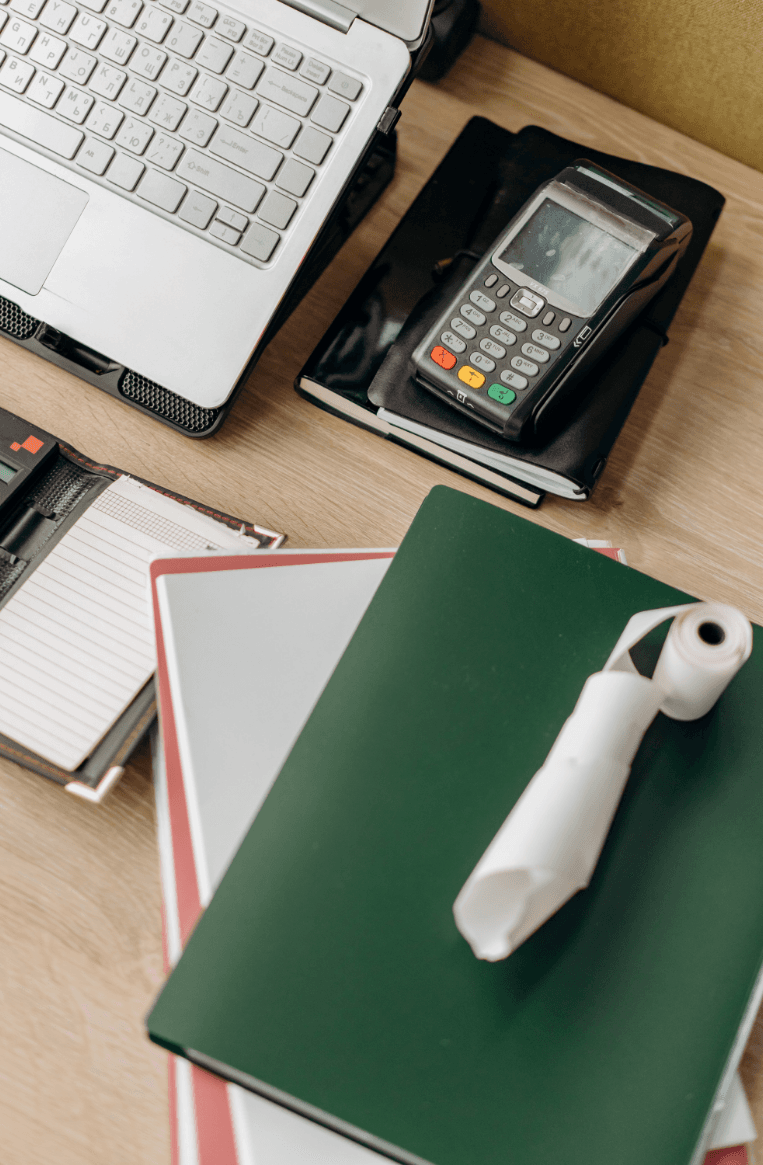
xmin=426 ymin=266 xmax=580 ymax=426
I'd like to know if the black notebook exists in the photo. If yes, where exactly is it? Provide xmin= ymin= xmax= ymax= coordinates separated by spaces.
xmin=297 ymin=120 xmax=724 ymax=506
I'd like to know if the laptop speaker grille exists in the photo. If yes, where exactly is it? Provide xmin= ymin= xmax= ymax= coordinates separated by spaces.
xmin=119 ymin=370 xmax=222 ymax=434
xmin=0 ymin=296 xmax=39 ymax=340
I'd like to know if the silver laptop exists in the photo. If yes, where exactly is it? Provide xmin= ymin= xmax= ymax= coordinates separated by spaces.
xmin=0 ymin=0 xmax=431 ymax=415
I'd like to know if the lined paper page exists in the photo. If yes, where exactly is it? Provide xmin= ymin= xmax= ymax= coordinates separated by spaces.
xmin=0 ymin=476 xmax=255 ymax=772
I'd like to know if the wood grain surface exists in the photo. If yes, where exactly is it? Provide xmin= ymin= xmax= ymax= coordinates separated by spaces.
xmin=2 ymin=34 xmax=763 ymax=1164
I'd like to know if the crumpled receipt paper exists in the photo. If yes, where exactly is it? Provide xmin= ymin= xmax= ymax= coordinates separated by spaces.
xmin=453 ymin=602 xmax=753 ymax=961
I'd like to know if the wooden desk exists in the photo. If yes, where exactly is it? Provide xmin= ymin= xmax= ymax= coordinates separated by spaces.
xmin=2 ymin=34 xmax=763 ymax=1165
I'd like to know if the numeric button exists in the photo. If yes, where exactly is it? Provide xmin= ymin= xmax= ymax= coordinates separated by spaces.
xmin=522 ymin=342 xmax=549 ymax=363
xmin=489 ymin=324 xmax=516 ymax=346
xmin=511 ymin=355 xmax=538 ymax=376
xmin=470 ymin=351 xmax=495 ymax=373
xmin=480 ymin=337 xmax=505 ymax=359
xmin=532 ymin=329 xmax=560 ymax=350
xmin=499 ymin=310 xmax=527 ymax=333
xmin=461 ymin=302 xmax=485 ymax=326
xmin=469 ymin=290 xmax=495 ymax=312
xmin=450 ymin=317 xmax=475 ymax=340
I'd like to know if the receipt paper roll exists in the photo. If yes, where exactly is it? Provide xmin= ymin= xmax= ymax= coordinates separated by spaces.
xmin=453 ymin=602 xmax=753 ymax=962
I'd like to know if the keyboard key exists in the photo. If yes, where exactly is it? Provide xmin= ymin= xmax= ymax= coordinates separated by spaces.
xmin=300 ymin=57 xmax=329 ymax=85
xmin=118 ymin=75 xmax=154 ymax=113
xmin=293 ymin=124 xmax=330 ymax=164
xmin=104 ymin=0 xmax=141 ymax=27
xmin=242 ymin=28 xmax=271 ymax=56
xmin=216 ymin=13 xmax=243 ymax=40
xmin=186 ymin=0 xmax=215 ymax=27
xmin=115 ymin=112 xmax=153 ymax=150
xmin=209 ymin=122 xmax=280 ymax=179
xmin=136 ymin=166 xmax=185 ymax=210
xmin=177 ymin=104 xmax=215 ymax=144
xmin=38 ymin=0 xmax=76 ymax=33
xmin=311 ymin=92 xmax=348 ymax=132
xmin=163 ymin=57 xmax=195 ymax=94
xmin=107 ymin=149 xmax=144 ymax=188
xmin=225 ymin=48 xmax=261 ymax=89
xmin=195 ymin=34 xmax=231 ymax=74
xmin=328 ymin=70 xmax=361 ymax=100
xmin=89 ymin=61 xmax=126 ymax=98
xmin=160 ymin=0 xmax=187 ymax=12
xmin=257 ymin=188 xmax=295 ymax=229
xmin=271 ymin=42 xmax=300 ymax=70
xmin=86 ymin=97 xmax=123 ymax=136
xmin=58 ymin=85 xmax=94 ymax=121
xmin=0 ymin=15 xmax=36 ymax=51
xmin=164 ymin=18 xmax=201 ymax=56
xmin=240 ymin=220 xmax=278 ymax=260
xmin=0 ymin=53 xmax=33 ymax=91
xmin=149 ymin=89 xmax=185 ymax=129
xmin=131 ymin=41 xmax=166 ymax=80
xmin=177 ymin=186 xmax=215 ymax=226
xmin=189 ymin=70 xmax=225 ymax=110
xmin=69 ymin=11 xmax=106 ymax=49
xmin=216 ymin=204 xmax=245 ymax=230
xmin=0 ymin=85 xmax=83 ymax=153
xmin=218 ymin=87 xmax=255 ymax=126
xmin=256 ymin=67 xmax=316 ymax=116
xmin=76 ymin=133 xmax=114 ymax=171
xmin=134 ymin=5 xmax=172 ymax=40
xmin=250 ymin=102 xmax=297 ymax=148
xmin=9 ymin=0 xmax=44 ymax=18
xmin=208 ymin=219 xmax=238 ymax=244
xmin=275 ymin=157 xmax=312 ymax=197
xmin=99 ymin=26 xmax=135 ymax=63
xmin=58 ymin=46 xmax=96 ymax=82
xmin=26 ymin=67 xmax=63 ymax=105
xmin=145 ymin=128 xmax=182 ymax=168
xmin=28 ymin=29 xmax=65 ymax=67
xmin=175 ymin=148 xmax=263 ymax=211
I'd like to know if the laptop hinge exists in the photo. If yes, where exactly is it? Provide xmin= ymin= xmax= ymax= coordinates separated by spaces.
xmin=283 ymin=0 xmax=357 ymax=33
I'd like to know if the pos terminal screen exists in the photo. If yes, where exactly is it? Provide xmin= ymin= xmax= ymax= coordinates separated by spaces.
xmin=500 ymin=199 xmax=636 ymax=315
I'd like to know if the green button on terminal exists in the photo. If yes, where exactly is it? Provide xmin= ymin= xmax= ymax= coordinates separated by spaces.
xmin=487 ymin=383 xmax=516 ymax=405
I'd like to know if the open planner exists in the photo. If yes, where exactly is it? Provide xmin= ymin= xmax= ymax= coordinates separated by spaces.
xmin=0 ymin=406 xmax=283 ymax=799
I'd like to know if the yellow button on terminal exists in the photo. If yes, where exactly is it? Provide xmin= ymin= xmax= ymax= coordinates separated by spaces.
xmin=457 ymin=365 xmax=485 ymax=389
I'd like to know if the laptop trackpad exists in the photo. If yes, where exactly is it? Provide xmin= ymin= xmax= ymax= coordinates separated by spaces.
xmin=0 ymin=149 xmax=88 ymax=296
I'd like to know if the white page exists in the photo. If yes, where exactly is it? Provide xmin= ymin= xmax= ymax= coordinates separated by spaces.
xmin=158 ymin=555 xmax=393 ymax=901
xmin=0 ymin=476 xmax=256 ymax=771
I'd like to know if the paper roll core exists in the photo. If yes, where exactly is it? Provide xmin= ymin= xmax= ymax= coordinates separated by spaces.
xmin=698 ymin=621 xmax=725 ymax=645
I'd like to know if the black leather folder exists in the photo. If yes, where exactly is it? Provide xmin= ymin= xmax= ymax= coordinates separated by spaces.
xmin=297 ymin=119 xmax=724 ymax=506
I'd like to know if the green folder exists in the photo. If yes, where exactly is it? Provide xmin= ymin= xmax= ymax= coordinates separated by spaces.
xmin=148 ymin=487 xmax=763 ymax=1165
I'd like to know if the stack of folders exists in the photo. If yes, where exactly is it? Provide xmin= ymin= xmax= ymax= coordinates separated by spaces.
xmin=148 ymin=506 xmax=756 ymax=1165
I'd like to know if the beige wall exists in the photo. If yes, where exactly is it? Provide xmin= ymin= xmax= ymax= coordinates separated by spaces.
xmin=479 ymin=0 xmax=763 ymax=173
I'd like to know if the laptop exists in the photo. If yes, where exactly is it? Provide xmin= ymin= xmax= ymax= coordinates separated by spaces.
xmin=0 ymin=0 xmax=431 ymax=420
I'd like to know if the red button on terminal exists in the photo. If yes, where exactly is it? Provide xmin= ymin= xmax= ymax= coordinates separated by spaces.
xmin=431 ymin=345 xmax=457 ymax=370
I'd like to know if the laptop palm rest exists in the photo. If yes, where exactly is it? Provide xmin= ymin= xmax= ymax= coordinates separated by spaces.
xmin=0 ymin=148 xmax=88 ymax=297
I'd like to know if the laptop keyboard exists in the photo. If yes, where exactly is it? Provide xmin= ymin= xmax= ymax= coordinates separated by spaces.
xmin=0 ymin=0 xmax=365 ymax=264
